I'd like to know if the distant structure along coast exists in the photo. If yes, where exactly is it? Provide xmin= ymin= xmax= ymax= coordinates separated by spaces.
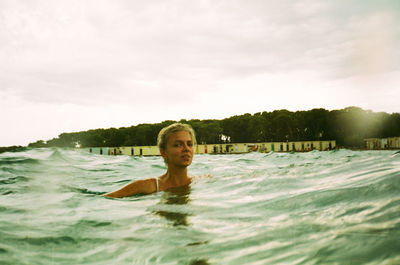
xmin=364 ymin=137 xmax=400 ymax=150
xmin=85 ymin=140 xmax=336 ymax=156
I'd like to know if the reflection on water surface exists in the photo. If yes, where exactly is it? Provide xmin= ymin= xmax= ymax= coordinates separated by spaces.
xmin=154 ymin=185 xmax=192 ymax=226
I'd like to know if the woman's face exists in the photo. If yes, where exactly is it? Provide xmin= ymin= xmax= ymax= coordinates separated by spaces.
xmin=162 ymin=130 xmax=194 ymax=168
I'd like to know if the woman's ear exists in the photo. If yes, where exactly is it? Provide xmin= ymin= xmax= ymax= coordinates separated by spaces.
xmin=160 ymin=149 xmax=167 ymax=160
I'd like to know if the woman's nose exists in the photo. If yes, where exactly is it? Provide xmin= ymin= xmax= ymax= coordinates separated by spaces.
xmin=182 ymin=143 xmax=190 ymax=151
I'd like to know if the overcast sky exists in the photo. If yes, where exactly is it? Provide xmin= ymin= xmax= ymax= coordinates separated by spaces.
xmin=1 ymin=0 xmax=399 ymax=146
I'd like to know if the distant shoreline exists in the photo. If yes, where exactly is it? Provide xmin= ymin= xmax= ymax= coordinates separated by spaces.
xmin=0 ymin=146 xmax=26 ymax=154
xmin=2 ymin=145 xmax=399 ymax=155
xmin=3 ymin=107 xmax=400 ymax=152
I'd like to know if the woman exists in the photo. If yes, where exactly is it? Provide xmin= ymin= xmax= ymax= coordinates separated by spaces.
xmin=104 ymin=123 xmax=196 ymax=198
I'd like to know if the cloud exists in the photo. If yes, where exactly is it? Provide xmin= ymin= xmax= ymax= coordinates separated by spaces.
xmin=1 ymin=0 xmax=399 ymax=146
xmin=339 ymin=12 xmax=400 ymax=76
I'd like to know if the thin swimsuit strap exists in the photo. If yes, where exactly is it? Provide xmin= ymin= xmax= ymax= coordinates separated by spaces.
xmin=155 ymin=178 xmax=159 ymax=192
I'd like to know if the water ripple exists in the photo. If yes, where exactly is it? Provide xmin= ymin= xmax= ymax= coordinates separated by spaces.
xmin=0 ymin=149 xmax=399 ymax=264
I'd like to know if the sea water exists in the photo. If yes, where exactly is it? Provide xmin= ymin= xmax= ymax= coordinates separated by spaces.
xmin=0 ymin=148 xmax=399 ymax=265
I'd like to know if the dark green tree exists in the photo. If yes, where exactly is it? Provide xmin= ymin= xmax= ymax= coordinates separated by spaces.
xmin=23 ymin=107 xmax=400 ymax=149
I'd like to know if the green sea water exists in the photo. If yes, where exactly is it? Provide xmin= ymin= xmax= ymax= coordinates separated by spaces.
xmin=0 ymin=148 xmax=399 ymax=265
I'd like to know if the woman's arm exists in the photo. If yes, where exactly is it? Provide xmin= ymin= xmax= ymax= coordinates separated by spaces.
xmin=103 ymin=179 xmax=156 ymax=198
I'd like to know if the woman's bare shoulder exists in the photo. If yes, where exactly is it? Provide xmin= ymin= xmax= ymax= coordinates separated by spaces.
xmin=135 ymin=178 xmax=158 ymax=193
xmin=104 ymin=178 xmax=157 ymax=198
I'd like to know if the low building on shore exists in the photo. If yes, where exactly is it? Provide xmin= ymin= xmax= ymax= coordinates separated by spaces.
xmin=197 ymin=140 xmax=335 ymax=154
xmin=87 ymin=147 xmax=109 ymax=155
xmin=84 ymin=140 xmax=336 ymax=156
xmin=365 ymin=137 xmax=400 ymax=150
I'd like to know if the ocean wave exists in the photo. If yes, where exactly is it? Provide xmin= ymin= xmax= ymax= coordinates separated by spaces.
xmin=0 ymin=157 xmax=40 ymax=166
xmin=0 ymin=175 xmax=30 ymax=185
xmin=0 ymin=148 xmax=399 ymax=265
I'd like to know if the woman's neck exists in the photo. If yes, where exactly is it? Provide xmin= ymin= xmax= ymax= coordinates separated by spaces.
xmin=162 ymin=167 xmax=190 ymax=186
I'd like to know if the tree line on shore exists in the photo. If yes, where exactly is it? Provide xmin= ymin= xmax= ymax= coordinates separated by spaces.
xmin=20 ymin=107 xmax=398 ymax=151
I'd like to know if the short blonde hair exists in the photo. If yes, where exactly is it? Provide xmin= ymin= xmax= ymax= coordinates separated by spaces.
xmin=157 ymin=123 xmax=197 ymax=150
